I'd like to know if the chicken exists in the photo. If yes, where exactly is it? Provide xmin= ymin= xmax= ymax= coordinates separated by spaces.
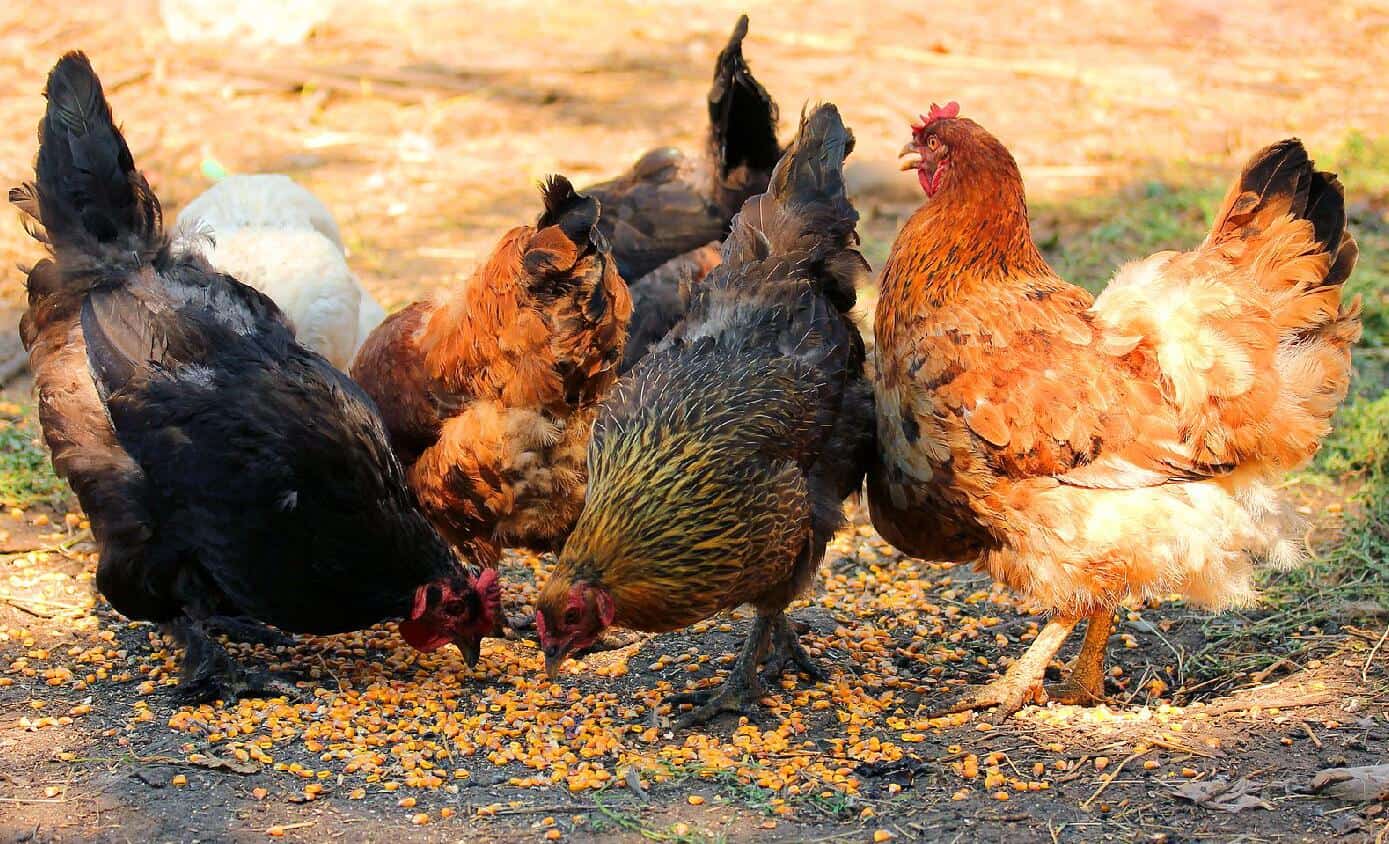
xmin=872 ymin=101 xmax=1362 ymax=715
xmin=174 ymin=173 xmax=386 ymax=370
xmin=619 ymin=241 xmax=722 ymax=372
xmin=584 ymin=15 xmax=781 ymax=370
xmin=536 ymin=104 xmax=874 ymax=727
xmin=12 ymin=53 xmax=498 ymax=703
xmin=350 ymin=176 xmax=630 ymax=630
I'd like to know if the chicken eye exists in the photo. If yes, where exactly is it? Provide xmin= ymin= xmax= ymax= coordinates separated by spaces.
xmin=443 ymin=600 xmax=468 ymax=616
xmin=926 ymin=135 xmax=942 ymax=153
xmin=563 ymin=608 xmax=581 ymax=625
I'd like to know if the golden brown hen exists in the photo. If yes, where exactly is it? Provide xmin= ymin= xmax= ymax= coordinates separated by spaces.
xmin=351 ymin=178 xmax=630 ymax=630
xmin=872 ymin=102 xmax=1361 ymax=716
xmin=536 ymin=104 xmax=873 ymax=727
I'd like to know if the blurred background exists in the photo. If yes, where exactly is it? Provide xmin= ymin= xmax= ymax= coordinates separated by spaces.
xmin=1 ymin=0 xmax=1385 ymax=311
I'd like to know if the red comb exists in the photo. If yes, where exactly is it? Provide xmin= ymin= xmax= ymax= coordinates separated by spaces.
xmin=918 ymin=101 xmax=960 ymax=126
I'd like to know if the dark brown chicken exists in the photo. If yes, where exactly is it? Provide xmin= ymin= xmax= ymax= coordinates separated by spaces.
xmin=873 ymin=103 xmax=1360 ymax=716
xmin=536 ymin=104 xmax=873 ymax=727
xmin=14 ymin=53 xmax=498 ymax=703
xmin=351 ymin=178 xmax=630 ymax=630
xmin=584 ymin=15 xmax=781 ymax=371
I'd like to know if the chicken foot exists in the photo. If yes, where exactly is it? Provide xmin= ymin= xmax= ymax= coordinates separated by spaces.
xmin=202 ymin=615 xmax=296 ymax=649
xmin=168 ymin=617 xmax=303 ymax=704
xmin=666 ymin=615 xmax=774 ymax=728
xmin=929 ymin=616 xmax=1077 ymax=719
xmin=1045 ymin=610 xmax=1113 ymax=705
xmin=759 ymin=614 xmax=828 ymax=685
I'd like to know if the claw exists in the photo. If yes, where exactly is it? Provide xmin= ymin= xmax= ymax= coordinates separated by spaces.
xmin=761 ymin=615 xmax=828 ymax=685
xmin=928 ymin=616 xmax=1078 ymax=721
xmin=670 ymin=684 xmax=766 ymax=729
xmin=665 ymin=615 xmax=775 ymax=729
xmin=927 ymin=679 xmax=1044 ymax=722
xmin=203 ymin=616 xmax=295 ymax=649
xmin=168 ymin=616 xmax=304 ymax=706
xmin=177 ymin=668 xmax=304 ymax=705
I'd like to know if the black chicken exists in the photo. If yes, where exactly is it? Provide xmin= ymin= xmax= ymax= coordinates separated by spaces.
xmin=584 ymin=14 xmax=782 ymax=371
xmin=12 ymin=53 xmax=499 ymax=703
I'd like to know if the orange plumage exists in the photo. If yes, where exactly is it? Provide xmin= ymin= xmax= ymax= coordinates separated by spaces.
xmin=872 ymin=111 xmax=1360 ymax=714
xmin=351 ymin=178 xmax=631 ymax=606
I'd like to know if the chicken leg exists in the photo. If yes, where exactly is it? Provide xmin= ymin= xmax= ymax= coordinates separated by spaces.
xmin=760 ymin=614 xmax=828 ymax=685
xmin=929 ymin=617 xmax=1077 ymax=719
xmin=169 ymin=617 xmax=302 ymax=704
xmin=1045 ymin=610 xmax=1113 ymax=704
xmin=667 ymin=614 xmax=774 ymax=728
xmin=202 ymin=615 xmax=296 ymax=649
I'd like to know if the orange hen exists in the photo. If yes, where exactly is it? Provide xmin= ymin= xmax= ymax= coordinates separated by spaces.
xmin=871 ymin=103 xmax=1361 ymax=715
xmin=351 ymin=178 xmax=630 ymax=631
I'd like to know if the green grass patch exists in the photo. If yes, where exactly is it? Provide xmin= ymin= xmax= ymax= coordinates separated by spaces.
xmin=1035 ymin=180 xmax=1221 ymax=295
xmin=1317 ymin=392 xmax=1389 ymax=477
xmin=0 ymin=411 xmax=66 ymax=509
xmin=589 ymin=789 xmax=727 ymax=843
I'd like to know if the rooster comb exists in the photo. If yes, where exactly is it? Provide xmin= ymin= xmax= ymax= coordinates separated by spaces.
xmin=912 ymin=101 xmax=961 ymax=131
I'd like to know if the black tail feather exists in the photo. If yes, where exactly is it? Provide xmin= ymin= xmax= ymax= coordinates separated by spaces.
xmin=1209 ymin=138 xmax=1357 ymax=300
xmin=16 ymin=52 xmax=161 ymax=261
xmin=1302 ymin=170 xmax=1346 ymax=260
xmin=708 ymin=15 xmax=780 ymax=215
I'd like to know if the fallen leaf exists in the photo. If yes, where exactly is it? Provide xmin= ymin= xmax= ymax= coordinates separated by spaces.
xmin=1172 ymin=778 xmax=1272 ymax=813
xmin=1308 ymin=765 xmax=1389 ymax=802
xmin=187 ymin=751 xmax=261 ymax=775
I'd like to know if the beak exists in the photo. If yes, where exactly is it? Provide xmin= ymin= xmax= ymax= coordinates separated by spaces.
xmin=543 ymin=649 xmax=565 ymax=681
xmin=899 ymin=142 xmax=923 ymax=171
xmin=456 ymin=637 xmax=481 ymax=669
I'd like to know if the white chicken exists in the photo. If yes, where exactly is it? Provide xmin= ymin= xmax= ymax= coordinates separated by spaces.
xmin=174 ymin=174 xmax=386 ymax=370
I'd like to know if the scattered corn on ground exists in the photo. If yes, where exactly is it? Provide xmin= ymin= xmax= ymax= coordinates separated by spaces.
xmin=4 ymin=494 xmax=1385 ymax=840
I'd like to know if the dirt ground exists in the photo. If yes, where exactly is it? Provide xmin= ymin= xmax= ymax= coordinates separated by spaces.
xmin=1 ymin=1 xmax=1387 ymax=842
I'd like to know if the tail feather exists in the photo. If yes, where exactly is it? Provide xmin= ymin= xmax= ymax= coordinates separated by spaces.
xmin=1302 ymin=169 xmax=1346 ymax=259
xmin=17 ymin=53 xmax=161 ymax=262
xmin=707 ymin=15 xmax=780 ymax=217
xmin=721 ymin=103 xmax=866 ymax=313
xmin=1203 ymin=139 xmax=1362 ymax=467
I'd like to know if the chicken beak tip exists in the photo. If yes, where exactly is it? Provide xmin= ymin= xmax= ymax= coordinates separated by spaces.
xmin=543 ymin=653 xmax=563 ymax=681
xmin=898 ymin=143 xmax=924 ymax=171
